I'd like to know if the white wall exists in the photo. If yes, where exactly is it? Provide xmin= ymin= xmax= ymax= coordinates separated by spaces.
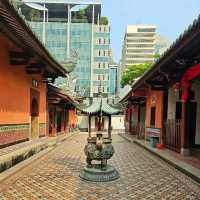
xmin=78 ymin=114 xmax=125 ymax=134
xmin=111 ymin=115 xmax=125 ymax=131
xmin=78 ymin=115 xmax=88 ymax=130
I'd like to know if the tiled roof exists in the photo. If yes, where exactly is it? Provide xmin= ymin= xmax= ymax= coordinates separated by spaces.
xmin=0 ymin=0 xmax=68 ymax=77
xmin=79 ymin=98 xmax=120 ymax=115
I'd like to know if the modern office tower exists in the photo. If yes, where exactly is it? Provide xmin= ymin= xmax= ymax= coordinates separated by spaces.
xmin=108 ymin=63 xmax=118 ymax=96
xmin=17 ymin=0 xmax=112 ymax=97
xmin=121 ymin=25 xmax=156 ymax=71
xmin=92 ymin=24 xmax=112 ymax=97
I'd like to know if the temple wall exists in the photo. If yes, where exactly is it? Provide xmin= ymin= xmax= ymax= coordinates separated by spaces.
xmin=0 ymin=36 xmax=47 ymax=146
xmin=111 ymin=115 xmax=125 ymax=132
xmin=78 ymin=115 xmax=88 ymax=132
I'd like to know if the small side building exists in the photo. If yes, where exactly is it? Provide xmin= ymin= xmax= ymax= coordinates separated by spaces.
xmin=47 ymin=85 xmax=78 ymax=136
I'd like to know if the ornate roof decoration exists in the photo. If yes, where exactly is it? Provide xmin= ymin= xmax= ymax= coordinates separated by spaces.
xmin=78 ymin=98 xmax=120 ymax=115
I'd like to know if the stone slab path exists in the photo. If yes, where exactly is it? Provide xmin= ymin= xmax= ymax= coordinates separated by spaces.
xmin=0 ymin=134 xmax=200 ymax=200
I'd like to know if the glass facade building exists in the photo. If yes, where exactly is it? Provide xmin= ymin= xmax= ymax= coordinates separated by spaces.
xmin=19 ymin=0 xmax=114 ymax=97
xmin=109 ymin=67 xmax=118 ymax=95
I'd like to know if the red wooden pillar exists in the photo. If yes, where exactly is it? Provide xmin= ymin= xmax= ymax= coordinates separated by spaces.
xmin=129 ymin=106 xmax=132 ymax=134
xmin=65 ymin=110 xmax=69 ymax=133
xmin=51 ymin=107 xmax=57 ymax=137
xmin=160 ymin=91 xmax=165 ymax=145
xmin=181 ymin=101 xmax=190 ymax=156
xmin=137 ymin=105 xmax=141 ymax=137
xmin=61 ymin=110 xmax=65 ymax=134
xmin=138 ymin=105 xmax=141 ymax=123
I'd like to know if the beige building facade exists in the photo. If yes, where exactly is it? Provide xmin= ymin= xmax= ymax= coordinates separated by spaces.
xmin=121 ymin=25 xmax=156 ymax=71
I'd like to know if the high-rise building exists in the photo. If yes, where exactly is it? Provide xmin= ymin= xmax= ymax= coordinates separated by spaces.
xmin=121 ymin=25 xmax=156 ymax=71
xmin=108 ymin=63 xmax=118 ymax=96
xmin=17 ymin=0 xmax=112 ymax=97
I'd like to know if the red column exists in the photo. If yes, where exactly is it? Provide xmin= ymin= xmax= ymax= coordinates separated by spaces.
xmin=129 ymin=106 xmax=132 ymax=134
xmin=181 ymin=102 xmax=190 ymax=156
xmin=61 ymin=111 xmax=65 ymax=134
xmin=51 ymin=108 xmax=57 ymax=137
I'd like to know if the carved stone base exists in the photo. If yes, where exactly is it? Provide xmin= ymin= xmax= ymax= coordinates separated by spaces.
xmin=80 ymin=164 xmax=120 ymax=182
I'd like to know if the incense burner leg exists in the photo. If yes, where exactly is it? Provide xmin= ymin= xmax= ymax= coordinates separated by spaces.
xmin=86 ymin=157 xmax=92 ymax=168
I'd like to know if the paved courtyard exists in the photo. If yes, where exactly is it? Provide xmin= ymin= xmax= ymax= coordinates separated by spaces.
xmin=0 ymin=134 xmax=200 ymax=200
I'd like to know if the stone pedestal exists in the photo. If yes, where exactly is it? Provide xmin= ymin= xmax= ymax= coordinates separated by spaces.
xmin=80 ymin=165 xmax=119 ymax=182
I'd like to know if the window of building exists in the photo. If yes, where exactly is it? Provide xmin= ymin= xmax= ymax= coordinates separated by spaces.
xmin=98 ymin=63 xmax=101 ymax=68
xmin=109 ymin=39 xmax=110 ymax=44
xmin=98 ymin=75 xmax=101 ymax=80
xmin=137 ymin=28 xmax=156 ymax=32
xmin=103 ymin=75 xmax=105 ymax=80
xmin=104 ymin=39 xmax=106 ymax=44
xmin=104 ymin=51 xmax=106 ymax=56
xmin=99 ymin=27 xmax=101 ymax=32
xmin=98 ymin=87 xmax=101 ymax=93
xmin=99 ymin=38 xmax=101 ymax=44
xmin=150 ymin=107 xmax=156 ymax=127
xmin=99 ymin=50 xmax=101 ymax=56
xmin=32 ymin=79 xmax=39 ymax=88
xmin=102 ymin=87 xmax=104 ymax=93
xmin=103 ymin=63 xmax=106 ymax=68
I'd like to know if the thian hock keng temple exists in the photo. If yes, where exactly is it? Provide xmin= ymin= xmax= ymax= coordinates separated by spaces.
xmin=78 ymin=98 xmax=120 ymax=182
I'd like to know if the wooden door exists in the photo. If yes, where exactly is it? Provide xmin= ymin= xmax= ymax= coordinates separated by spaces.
xmin=188 ymin=102 xmax=197 ymax=148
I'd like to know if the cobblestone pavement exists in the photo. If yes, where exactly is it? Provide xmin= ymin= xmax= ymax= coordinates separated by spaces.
xmin=0 ymin=134 xmax=200 ymax=200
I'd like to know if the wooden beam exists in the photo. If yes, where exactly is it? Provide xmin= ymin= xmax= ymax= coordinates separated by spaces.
xmin=10 ymin=51 xmax=29 ymax=65
xmin=48 ymin=100 xmax=60 ymax=104
xmin=151 ymin=86 xmax=167 ymax=91
xmin=26 ymin=63 xmax=45 ymax=74
xmin=27 ymin=62 xmax=45 ymax=69
xmin=26 ymin=69 xmax=42 ymax=74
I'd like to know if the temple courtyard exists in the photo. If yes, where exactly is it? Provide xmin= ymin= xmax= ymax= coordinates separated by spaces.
xmin=0 ymin=133 xmax=200 ymax=200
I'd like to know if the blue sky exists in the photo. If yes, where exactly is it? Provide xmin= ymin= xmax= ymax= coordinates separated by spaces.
xmin=101 ymin=0 xmax=200 ymax=62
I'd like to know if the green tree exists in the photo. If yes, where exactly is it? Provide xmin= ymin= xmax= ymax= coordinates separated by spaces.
xmin=154 ymin=53 xmax=161 ymax=59
xmin=76 ymin=9 xmax=86 ymax=19
xmin=120 ymin=63 xmax=152 ymax=87
xmin=100 ymin=17 xmax=109 ymax=25
xmin=29 ymin=9 xmax=41 ymax=21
